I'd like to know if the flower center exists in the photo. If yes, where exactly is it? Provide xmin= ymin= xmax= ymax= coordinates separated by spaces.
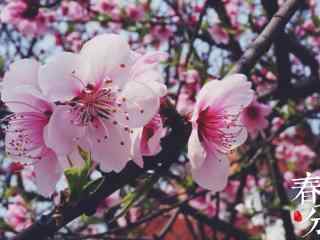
xmin=245 ymin=106 xmax=259 ymax=120
xmin=4 ymin=112 xmax=48 ymax=161
xmin=197 ymin=107 xmax=243 ymax=153
xmin=68 ymin=84 xmax=123 ymax=126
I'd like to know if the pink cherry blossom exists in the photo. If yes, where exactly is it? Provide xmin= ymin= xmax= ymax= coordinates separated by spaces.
xmin=1 ymin=0 xmax=49 ymax=36
xmin=223 ymin=180 xmax=240 ymax=202
xmin=131 ymin=114 xmax=166 ymax=167
xmin=189 ymin=193 xmax=217 ymax=217
xmin=60 ymin=1 xmax=88 ymax=21
xmin=240 ymin=97 xmax=272 ymax=138
xmin=39 ymin=34 xmax=167 ymax=173
xmin=9 ymin=162 xmax=24 ymax=173
xmin=126 ymin=4 xmax=145 ymax=21
xmin=5 ymin=196 xmax=32 ymax=232
xmin=97 ymin=0 xmax=117 ymax=13
xmin=305 ymin=93 xmax=320 ymax=110
xmin=1 ymin=59 xmax=62 ymax=197
xmin=208 ymin=24 xmax=230 ymax=45
xmin=96 ymin=191 xmax=121 ymax=217
xmin=223 ymin=0 xmax=241 ymax=28
xmin=177 ymin=69 xmax=201 ymax=115
xmin=93 ymin=0 xmax=120 ymax=20
xmin=65 ymin=32 xmax=84 ymax=52
xmin=150 ymin=25 xmax=174 ymax=42
xmin=187 ymin=74 xmax=254 ymax=191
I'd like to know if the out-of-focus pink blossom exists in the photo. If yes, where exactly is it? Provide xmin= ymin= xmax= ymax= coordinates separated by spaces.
xmin=223 ymin=180 xmax=240 ymax=202
xmin=1 ymin=0 xmax=49 ymax=36
xmin=177 ymin=69 xmax=201 ymax=115
xmin=5 ymin=196 xmax=32 ymax=232
xmin=305 ymin=93 xmax=320 ymax=110
xmin=274 ymin=127 xmax=316 ymax=175
xmin=1 ymin=59 xmax=62 ymax=197
xmin=96 ymin=191 xmax=121 ymax=217
xmin=93 ymin=0 xmax=121 ymax=20
xmin=131 ymin=114 xmax=166 ymax=167
xmin=223 ymin=0 xmax=241 ymax=28
xmin=126 ymin=4 xmax=145 ymax=21
xmin=117 ymin=207 xmax=142 ymax=227
xmin=295 ymin=19 xmax=316 ymax=37
xmin=190 ymin=194 xmax=216 ymax=217
xmin=208 ymin=24 xmax=229 ymax=45
xmin=256 ymin=82 xmax=275 ymax=96
xmin=187 ymin=74 xmax=254 ymax=191
xmin=150 ymin=25 xmax=174 ymax=42
xmin=283 ymin=171 xmax=294 ymax=188
xmin=9 ymin=162 xmax=24 ymax=173
xmin=240 ymin=97 xmax=272 ymax=138
xmin=271 ymin=117 xmax=285 ymax=132
xmin=65 ymin=32 xmax=83 ymax=52
xmin=40 ymin=34 xmax=167 ymax=173
xmin=60 ymin=1 xmax=88 ymax=21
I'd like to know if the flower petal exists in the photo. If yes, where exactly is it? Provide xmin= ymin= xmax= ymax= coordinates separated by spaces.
xmin=131 ymin=128 xmax=144 ymax=168
xmin=120 ymin=74 xmax=165 ymax=128
xmin=1 ymin=59 xmax=49 ymax=112
xmin=2 ymin=59 xmax=40 ymax=94
xmin=80 ymin=34 xmax=130 ymax=86
xmin=33 ymin=149 xmax=62 ymax=197
xmin=107 ymin=51 xmax=137 ymax=89
xmin=87 ymin=119 xmax=131 ymax=173
xmin=130 ymin=52 xmax=168 ymax=80
xmin=3 ymin=86 xmax=51 ymax=113
xmin=38 ymin=52 xmax=88 ymax=102
xmin=44 ymin=106 xmax=85 ymax=155
xmin=187 ymin=129 xmax=207 ymax=169
xmin=196 ymin=74 xmax=253 ymax=114
xmin=191 ymin=152 xmax=229 ymax=192
xmin=132 ymin=69 xmax=167 ymax=97
xmin=146 ymin=127 xmax=163 ymax=156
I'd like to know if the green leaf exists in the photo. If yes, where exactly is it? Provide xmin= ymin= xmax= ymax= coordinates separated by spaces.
xmin=312 ymin=15 xmax=320 ymax=28
xmin=77 ymin=146 xmax=92 ymax=171
xmin=64 ymin=167 xmax=88 ymax=200
xmin=64 ymin=147 xmax=93 ymax=200
xmin=0 ymin=56 xmax=4 ymax=72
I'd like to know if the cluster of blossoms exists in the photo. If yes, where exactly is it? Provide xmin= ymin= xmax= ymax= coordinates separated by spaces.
xmin=5 ymin=195 xmax=32 ymax=232
xmin=240 ymin=97 xmax=272 ymax=139
xmin=274 ymin=127 xmax=316 ymax=177
xmin=1 ymin=32 xmax=257 ymax=197
xmin=208 ymin=24 xmax=230 ymax=45
xmin=1 ymin=34 xmax=167 ymax=196
xmin=176 ymin=69 xmax=201 ymax=115
xmin=0 ymin=0 xmax=53 ymax=36
xmin=1 ymin=0 xmax=320 ymax=239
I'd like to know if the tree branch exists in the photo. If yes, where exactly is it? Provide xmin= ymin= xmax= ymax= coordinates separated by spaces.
xmin=208 ymin=0 xmax=243 ymax=60
xmin=230 ymin=0 xmax=302 ymax=74
xmin=262 ymin=0 xmax=292 ymax=102
xmin=180 ymin=204 xmax=249 ymax=240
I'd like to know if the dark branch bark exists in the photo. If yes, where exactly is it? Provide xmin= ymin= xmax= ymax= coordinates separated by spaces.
xmin=208 ymin=0 xmax=243 ymax=60
xmin=267 ymin=150 xmax=297 ymax=240
xmin=230 ymin=0 xmax=302 ymax=74
xmin=180 ymin=204 xmax=249 ymax=240
xmin=262 ymin=2 xmax=296 ymax=239
xmin=262 ymin=0 xmax=292 ymax=102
